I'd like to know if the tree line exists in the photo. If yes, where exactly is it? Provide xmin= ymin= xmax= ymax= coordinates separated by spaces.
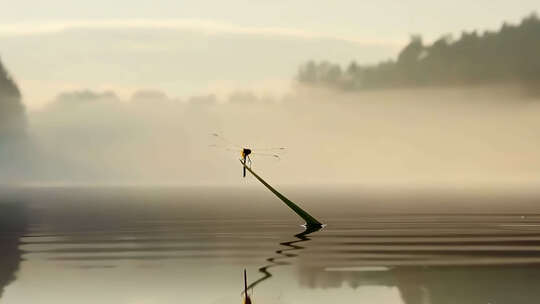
xmin=297 ymin=13 xmax=540 ymax=90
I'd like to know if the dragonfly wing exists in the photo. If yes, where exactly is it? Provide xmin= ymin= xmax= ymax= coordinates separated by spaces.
xmin=252 ymin=147 xmax=287 ymax=152
xmin=250 ymin=152 xmax=282 ymax=159
xmin=209 ymin=133 xmax=242 ymax=149
xmin=209 ymin=133 xmax=245 ymax=155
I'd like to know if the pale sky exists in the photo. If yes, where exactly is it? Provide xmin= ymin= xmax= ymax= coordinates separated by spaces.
xmin=1 ymin=0 xmax=538 ymax=108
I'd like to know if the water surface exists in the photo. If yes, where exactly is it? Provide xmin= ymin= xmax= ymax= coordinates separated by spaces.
xmin=1 ymin=186 xmax=540 ymax=303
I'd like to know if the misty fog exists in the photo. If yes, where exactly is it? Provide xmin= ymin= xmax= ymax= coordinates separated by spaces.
xmin=4 ymin=83 xmax=537 ymax=187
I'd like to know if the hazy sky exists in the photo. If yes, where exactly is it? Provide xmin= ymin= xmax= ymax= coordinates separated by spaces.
xmin=0 ymin=0 xmax=538 ymax=107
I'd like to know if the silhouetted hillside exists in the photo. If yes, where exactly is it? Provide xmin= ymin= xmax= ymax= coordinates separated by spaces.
xmin=0 ymin=57 xmax=30 ymax=182
xmin=297 ymin=13 xmax=540 ymax=91
xmin=0 ymin=57 xmax=25 ymax=139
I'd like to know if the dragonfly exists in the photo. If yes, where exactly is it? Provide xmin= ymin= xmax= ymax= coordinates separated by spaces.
xmin=210 ymin=133 xmax=286 ymax=177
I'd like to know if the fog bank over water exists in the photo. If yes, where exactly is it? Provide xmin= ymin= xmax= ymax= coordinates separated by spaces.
xmin=16 ymin=84 xmax=540 ymax=187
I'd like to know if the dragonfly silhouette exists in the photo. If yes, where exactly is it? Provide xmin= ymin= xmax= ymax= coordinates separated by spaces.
xmin=210 ymin=133 xmax=286 ymax=177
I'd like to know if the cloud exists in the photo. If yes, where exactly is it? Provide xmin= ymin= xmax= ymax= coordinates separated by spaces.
xmin=0 ymin=19 xmax=403 ymax=47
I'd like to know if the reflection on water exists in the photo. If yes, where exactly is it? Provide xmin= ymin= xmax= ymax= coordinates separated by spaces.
xmin=247 ymin=225 xmax=321 ymax=292
xmin=2 ymin=187 xmax=540 ymax=303
xmin=297 ymin=216 xmax=540 ymax=303
xmin=0 ymin=202 xmax=25 ymax=300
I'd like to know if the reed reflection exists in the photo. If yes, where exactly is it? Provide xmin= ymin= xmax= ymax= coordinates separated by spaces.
xmin=247 ymin=225 xmax=321 ymax=293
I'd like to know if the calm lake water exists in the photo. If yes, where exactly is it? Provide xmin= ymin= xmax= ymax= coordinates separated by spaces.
xmin=2 ymin=186 xmax=540 ymax=304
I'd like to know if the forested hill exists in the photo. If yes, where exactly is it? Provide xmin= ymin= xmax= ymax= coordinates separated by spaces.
xmin=0 ymin=57 xmax=25 ymax=139
xmin=297 ymin=13 xmax=540 ymax=90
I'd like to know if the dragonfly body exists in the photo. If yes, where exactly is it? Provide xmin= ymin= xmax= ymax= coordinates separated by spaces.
xmin=241 ymin=148 xmax=252 ymax=177
xmin=241 ymin=148 xmax=252 ymax=159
